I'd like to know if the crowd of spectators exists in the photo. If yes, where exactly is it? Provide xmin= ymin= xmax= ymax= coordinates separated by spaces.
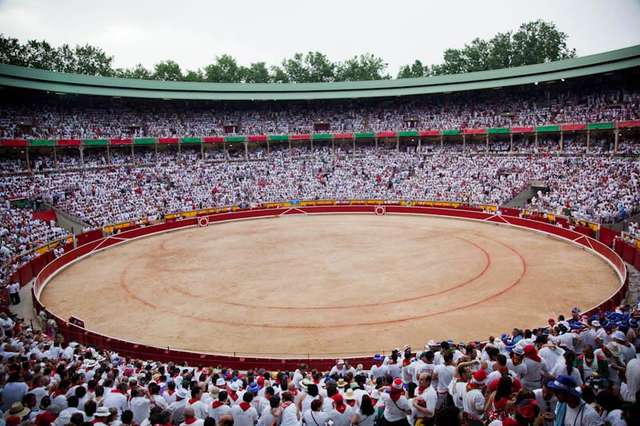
xmin=0 ymin=146 xmax=637 ymax=228
xmin=0 ymin=302 xmax=639 ymax=425
xmin=0 ymin=200 xmax=68 ymax=304
xmin=1 ymin=86 xmax=639 ymax=139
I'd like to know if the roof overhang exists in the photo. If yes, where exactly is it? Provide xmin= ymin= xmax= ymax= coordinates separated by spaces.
xmin=1 ymin=45 xmax=639 ymax=101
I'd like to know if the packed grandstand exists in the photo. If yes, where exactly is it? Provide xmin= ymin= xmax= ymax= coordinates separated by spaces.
xmin=1 ymin=44 xmax=640 ymax=426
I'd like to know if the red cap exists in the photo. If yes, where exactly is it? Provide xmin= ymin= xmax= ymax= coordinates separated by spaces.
xmin=472 ymin=369 xmax=487 ymax=382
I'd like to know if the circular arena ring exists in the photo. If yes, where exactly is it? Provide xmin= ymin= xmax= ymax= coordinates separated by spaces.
xmin=33 ymin=204 xmax=627 ymax=370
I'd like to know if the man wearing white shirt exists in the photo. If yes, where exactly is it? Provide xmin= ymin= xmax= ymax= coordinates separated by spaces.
xmin=149 ymin=383 xmax=168 ymax=410
xmin=550 ymin=326 xmax=577 ymax=351
xmin=103 ymin=383 xmax=128 ymax=415
xmin=8 ymin=281 xmax=20 ymax=305
xmin=180 ymin=407 xmax=204 ymax=426
xmin=209 ymin=391 xmax=232 ymax=423
xmin=369 ymin=354 xmax=387 ymax=381
xmin=186 ymin=386 xmax=208 ymax=419
xmin=432 ymin=351 xmax=455 ymax=409
xmin=231 ymin=392 xmax=258 ymax=426
xmin=54 ymin=396 xmax=83 ymax=426
xmin=462 ymin=370 xmax=486 ymax=423
xmin=381 ymin=378 xmax=411 ymax=425
xmin=129 ymin=388 xmax=151 ymax=425
xmin=412 ymin=373 xmax=437 ymax=424
xmin=412 ymin=351 xmax=435 ymax=385
xmin=539 ymin=343 xmax=565 ymax=373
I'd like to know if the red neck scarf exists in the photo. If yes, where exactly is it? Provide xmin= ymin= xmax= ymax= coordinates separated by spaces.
xmin=466 ymin=382 xmax=483 ymax=392
xmin=211 ymin=401 xmax=223 ymax=409
xmin=239 ymin=402 xmax=251 ymax=412
xmin=184 ymin=417 xmax=198 ymax=425
xmin=188 ymin=398 xmax=199 ymax=405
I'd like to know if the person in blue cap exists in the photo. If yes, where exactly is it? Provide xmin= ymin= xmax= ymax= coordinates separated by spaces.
xmin=547 ymin=375 xmax=602 ymax=426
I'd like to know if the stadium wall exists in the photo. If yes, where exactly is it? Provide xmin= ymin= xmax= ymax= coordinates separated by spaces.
xmin=28 ymin=203 xmax=630 ymax=370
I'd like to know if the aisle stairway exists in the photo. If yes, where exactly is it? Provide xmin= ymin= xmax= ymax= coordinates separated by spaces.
xmin=504 ymin=181 xmax=549 ymax=208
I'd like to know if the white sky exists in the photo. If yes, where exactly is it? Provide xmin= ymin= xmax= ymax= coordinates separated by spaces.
xmin=1 ymin=0 xmax=639 ymax=76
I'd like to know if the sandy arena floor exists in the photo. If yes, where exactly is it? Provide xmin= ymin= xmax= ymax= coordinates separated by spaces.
xmin=41 ymin=214 xmax=621 ymax=358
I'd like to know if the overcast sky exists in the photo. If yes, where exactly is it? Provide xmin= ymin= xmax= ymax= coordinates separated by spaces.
xmin=1 ymin=0 xmax=639 ymax=75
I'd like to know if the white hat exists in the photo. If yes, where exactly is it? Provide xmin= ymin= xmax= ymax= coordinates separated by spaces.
xmin=176 ymin=388 xmax=189 ymax=399
xmin=611 ymin=331 xmax=626 ymax=342
xmin=95 ymin=407 xmax=111 ymax=418
xmin=337 ymin=359 xmax=345 ymax=365
xmin=228 ymin=381 xmax=240 ymax=392
xmin=591 ymin=320 xmax=601 ymax=327
xmin=215 ymin=378 xmax=226 ymax=387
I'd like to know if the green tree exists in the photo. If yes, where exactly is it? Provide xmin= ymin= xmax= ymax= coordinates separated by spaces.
xmin=184 ymin=69 xmax=205 ymax=82
xmin=153 ymin=60 xmax=183 ymax=81
xmin=414 ymin=20 xmax=575 ymax=76
xmin=204 ymin=54 xmax=242 ymax=82
xmin=55 ymin=44 xmax=79 ymax=73
xmin=23 ymin=40 xmax=59 ymax=70
xmin=430 ymin=48 xmax=466 ymax=75
xmin=397 ymin=59 xmax=427 ymax=79
xmin=115 ymin=64 xmax=153 ymax=80
xmin=304 ymin=52 xmax=335 ymax=82
xmin=487 ymin=31 xmax=513 ymax=70
xmin=336 ymin=53 xmax=389 ymax=81
xmin=242 ymin=62 xmax=270 ymax=83
xmin=269 ymin=65 xmax=290 ymax=83
xmin=510 ymin=20 xmax=576 ymax=66
xmin=73 ymin=44 xmax=114 ymax=76
xmin=280 ymin=52 xmax=335 ymax=83
xmin=0 ymin=34 xmax=26 ymax=66
xmin=281 ymin=53 xmax=308 ymax=82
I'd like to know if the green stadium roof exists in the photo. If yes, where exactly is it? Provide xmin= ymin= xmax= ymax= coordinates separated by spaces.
xmin=1 ymin=45 xmax=639 ymax=101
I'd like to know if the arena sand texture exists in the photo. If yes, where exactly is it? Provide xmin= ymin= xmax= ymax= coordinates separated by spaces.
xmin=41 ymin=215 xmax=620 ymax=358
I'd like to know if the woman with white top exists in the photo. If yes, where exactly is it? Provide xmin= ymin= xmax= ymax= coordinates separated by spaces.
xmin=351 ymin=395 xmax=375 ymax=426
xmin=301 ymin=399 xmax=328 ymax=426
xmin=551 ymin=350 xmax=583 ymax=387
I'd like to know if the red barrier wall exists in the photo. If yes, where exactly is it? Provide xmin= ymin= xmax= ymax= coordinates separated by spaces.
xmin=76 ymin=229 xmax=103 ymax=246
xmin=599 ymin=227 xmax=620 ymax=247
xmin=622 ymin=242 xmax=637 ymax=264
xmin=32 ymin=204 xmax=627 ymax=370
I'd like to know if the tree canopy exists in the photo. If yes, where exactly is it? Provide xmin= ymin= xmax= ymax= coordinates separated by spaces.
xmin=397 ymin=20 xmax=576 ymax=78
xmin=0 ymin=20 xmax=575 ymax=83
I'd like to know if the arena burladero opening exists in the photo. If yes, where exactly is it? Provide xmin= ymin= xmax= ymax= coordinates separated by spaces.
xmin=1 ymin=45 xmax=640 ymax=368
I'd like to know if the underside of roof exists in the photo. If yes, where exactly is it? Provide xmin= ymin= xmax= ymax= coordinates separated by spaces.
xmin=1 ymin=45 xmax=639 ymax=101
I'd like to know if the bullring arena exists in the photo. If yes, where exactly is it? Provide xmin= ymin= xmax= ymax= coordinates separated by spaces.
xmin=36 ymin=206 xmax=624 ymax=359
